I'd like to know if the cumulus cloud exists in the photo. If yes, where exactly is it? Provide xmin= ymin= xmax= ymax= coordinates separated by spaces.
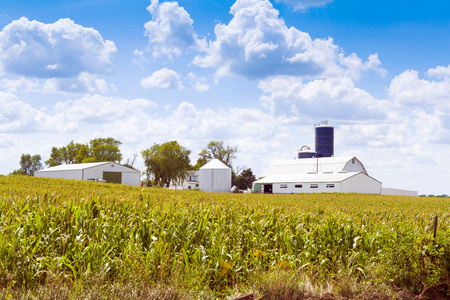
xmin=259 ymin=76 xmax=390 ymax=120
xmin=426 ymin=64 xmax=450 ymax=79
xmin=53 ymin=95 xmax=158 ymax=124
xmin=0 ymin=92 xmax=76 ymax=133
xmin=0 ymin=17 xmax=117 ymax=78
xmin=274 ymin=0 xmax=334 ymax=11
xmin=193 ymin=0 xmax=383 ymax=81
xmin=140 ymin=67 xmax=184 ymax=89
xmin=0 ymin=77 xmax=40 ymax=92
xmin=388 ymin=69 xmax=450 ymax=110
xmin=187 ymin=72 xmax=210 ymax=91
xmin=144 ymin=0 xmax=206 ymax=59
xmin=43 ymin=72 xmax=115 ymax=94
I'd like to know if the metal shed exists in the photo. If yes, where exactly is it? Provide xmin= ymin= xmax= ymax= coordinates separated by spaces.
xmin=34 ymin=162 xmax=140 ymax=186
xmin=199 ymin=159 xmax=232 ymax=193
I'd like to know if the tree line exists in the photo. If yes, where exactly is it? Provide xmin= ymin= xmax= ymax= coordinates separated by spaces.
xmin=11 ymin=138 xmax=255 ymax=190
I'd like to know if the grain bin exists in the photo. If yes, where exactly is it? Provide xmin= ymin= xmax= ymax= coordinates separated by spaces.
xmin=199 ymin=159 xmax=232 ymax=193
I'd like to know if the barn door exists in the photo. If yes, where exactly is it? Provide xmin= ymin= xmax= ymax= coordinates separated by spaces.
xmin=103 ymin=171 xmax=122 ymax=184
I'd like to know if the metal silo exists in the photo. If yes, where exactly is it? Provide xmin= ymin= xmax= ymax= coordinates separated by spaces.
xmin=297 ymin=145 xmax=316 ymax=159
xmin=315 ymin=121 xmax=334 ymax=158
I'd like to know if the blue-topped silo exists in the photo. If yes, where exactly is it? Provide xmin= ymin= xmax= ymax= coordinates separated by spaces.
xmin=315 ymin=121 xmax=334 ymax=158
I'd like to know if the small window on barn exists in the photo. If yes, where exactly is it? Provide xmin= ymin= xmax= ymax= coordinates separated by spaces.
xmin=294 ymin=184 xmax=302 ymax=188
xmin=188 ymin=186 xmax=191 ymax=189
xmin=352 ymin=158 xmax=355 ymax=164
xmin=280 ymin=184 xmax=288 ymax=188
xmin=326 ymin=184 xmax=335 ymax=188
xmin=310 ymin=184 xmax=318 ymax=188
xmin=196 ymin=184 xmax=199 ymax=187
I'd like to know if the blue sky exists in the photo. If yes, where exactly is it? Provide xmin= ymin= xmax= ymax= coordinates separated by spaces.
xmin=1 ymin=0 xmax=449 ymax=195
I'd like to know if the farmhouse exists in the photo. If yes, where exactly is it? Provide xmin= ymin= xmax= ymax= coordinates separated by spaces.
xmin=34 ymin=162 xmax=140 ymax=186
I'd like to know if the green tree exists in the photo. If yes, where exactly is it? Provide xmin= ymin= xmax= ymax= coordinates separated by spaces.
xmin=141 ymin=141 xmax=191 ymax=187
xmin=45 ymin=138 xmax=122 ymax=167
xmin=13 ymin=154 xmax=42 ymax=176
xmin=197 ymin=140 xmax=237 ymax=168
xmin=45 ymin=147 xmax=64 ymax=167
xmin=234 ymin=168 xmax=256 ymax=190
xmin=87 ymin=137 xmax=122 ymax=163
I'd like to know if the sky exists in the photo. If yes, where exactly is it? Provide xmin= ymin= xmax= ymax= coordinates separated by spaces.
xmin=1 ymin=0 xmax=449 ymax=195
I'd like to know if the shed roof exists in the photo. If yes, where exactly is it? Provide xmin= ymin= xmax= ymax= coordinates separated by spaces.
xmin=35 ymin=162 xmax=138 ymax=173
xmin=263 ymin=156 xmax=367 ymax=176
xmin=200 ymin=159 xmax=230 ymax=170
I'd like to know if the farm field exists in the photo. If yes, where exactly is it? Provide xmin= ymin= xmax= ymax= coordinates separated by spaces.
xmin=0 ymin=175 xmax=449 ymax=299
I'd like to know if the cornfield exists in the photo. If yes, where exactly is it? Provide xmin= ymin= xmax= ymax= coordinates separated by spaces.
xmin=0 ymin=175 xmax=449 ymax=299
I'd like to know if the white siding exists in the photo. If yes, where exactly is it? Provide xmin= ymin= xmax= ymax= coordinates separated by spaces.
xmin=381 ymin=188 xmax=418 ymax=196
xmin=340 ymin=173 xmax=381 ymax=194
xmin=35 ymin=170 xmax=82 ymax=180
xmin=34 ymin=162 xmax=140 ymax=186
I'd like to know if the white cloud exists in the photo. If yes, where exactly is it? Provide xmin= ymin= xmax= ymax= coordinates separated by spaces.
xmin=187 ymin=72 xmax=210 ymax=91
xmin=426 ymin=64 xmax=450 ymax=79
xmin=43 ymin=72 xmax=115 ymax=94
xmin=259 ymin=76 xmax=390 ymax=120
xmin=388 ymin=69 xmax=450 ymax=110
xmin=144 ymin=0 xmax=206 ymax=59
xmin=274 ymin=0 xmax=334 ymax=11
xmin=0 ymin=17 xmax=117 ymax=78
xmin=140 ymin=67 xmax=184 ymax=89
xmin=53 ymin=94 xmax=158 ymax=124
xmin=193 ymin=0 xmax=383 ymax=81
xmin=0 ymin=91 xmax=76 ymax=133
xmin=0 ymin=77 xmax=40 ymax=92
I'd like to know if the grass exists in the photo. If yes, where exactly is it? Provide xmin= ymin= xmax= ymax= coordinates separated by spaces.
xmin=0 ymin=175 xmax=449 ymax=299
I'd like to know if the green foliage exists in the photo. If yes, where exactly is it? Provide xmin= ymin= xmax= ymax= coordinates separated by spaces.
xmin=141 ymin=141 xmax=191 ymax=187
xmin=198 ymin=140 xmax=237 ymax=168
xmin=45 ymin=138 xmax=122 ymax=167
xmin=234 ymin=168 xmax=256 ymax=190
xmin=0 ymin=176 xmax=449 ymax=299
xmin=12 ymin=153 xmax=42 ymax=176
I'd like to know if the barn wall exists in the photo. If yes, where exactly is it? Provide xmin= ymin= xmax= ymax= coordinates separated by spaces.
xmin=340 ymin=174 xmax=381 ymax=194
xmin=381 ymin=188 xmax=418 ymax=197
xmin=35 ymin=170 xmax=82 ymax=180
xmin=84 ymin=164 xmax=140 ymax=186
xmin=273 ymin=182 xmax=341 ymax=194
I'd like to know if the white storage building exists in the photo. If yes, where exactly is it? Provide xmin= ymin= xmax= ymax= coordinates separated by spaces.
xmin=199 ymin=159 xmax=232 ymax=193
xmin=253 ymin=156 xmax=382 ymax=194
xmin=34 ymin=162 xmax=140 ymax=186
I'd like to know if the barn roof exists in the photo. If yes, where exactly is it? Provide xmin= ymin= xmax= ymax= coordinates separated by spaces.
xmin=263 ymin=156 xmax=367 ymax=176
xmin=35 ymin=162 xmax=138 ymax=173
xmin=254 ymin=171 xmax=381 ymax=184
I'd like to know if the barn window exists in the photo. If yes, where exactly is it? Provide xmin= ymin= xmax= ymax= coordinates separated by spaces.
xmin=310 ymin=184 xmax=318 ymax=188
xmin=352 ymin=158 xmax=355 ymax=164
xmin=326 ymin=184 xmax=335 ymax=188
xmin=280 ymin=184 xmax=288 ymax=188
xmin=294 ymin=184 xmax=302 ymax=188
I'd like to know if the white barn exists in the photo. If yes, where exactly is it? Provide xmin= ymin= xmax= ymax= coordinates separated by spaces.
xmin=199 ymin=159 xmax=232 ymax=193
xmin=253 ymin=156 xmax=382 ymax=194
xmin=35 ymin=162 xmax=140 ymax=186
